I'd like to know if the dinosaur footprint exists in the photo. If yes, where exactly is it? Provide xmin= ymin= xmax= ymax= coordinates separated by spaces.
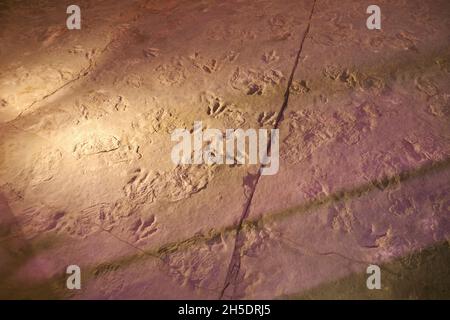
xmin=129 ymin=214 xmax=158 ymax=243
xmin=201 ymin=92 xmax=227 ymax=118
xmin=257 ymin=111 xmax=277 ymax=127
xmin=123 ymin=168 xmax=156 ymax=203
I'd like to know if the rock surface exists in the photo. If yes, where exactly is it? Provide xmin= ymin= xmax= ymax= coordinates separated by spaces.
xmin=0 ymin=0 xmax=449 ymax=299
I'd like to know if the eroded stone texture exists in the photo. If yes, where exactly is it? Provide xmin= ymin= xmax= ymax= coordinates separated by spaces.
xmin=0 ymin=0 xmax=449 ymax=299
